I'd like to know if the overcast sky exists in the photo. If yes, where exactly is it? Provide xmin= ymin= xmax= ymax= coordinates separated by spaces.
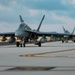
xmin=0 ymin=0 xmax=75 ymax=33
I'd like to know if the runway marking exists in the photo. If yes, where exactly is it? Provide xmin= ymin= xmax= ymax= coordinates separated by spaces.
xmin=0 ymin=66 xmax=75 ymax=72
xmin=20 ymin=48 xmax=75 ymax=57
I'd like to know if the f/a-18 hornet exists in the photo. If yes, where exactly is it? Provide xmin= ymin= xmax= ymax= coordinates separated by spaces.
xmin=62 ymin=26 xmax=75 ymax=43
xmin=0 ymin=15 xmax=75 ymax=47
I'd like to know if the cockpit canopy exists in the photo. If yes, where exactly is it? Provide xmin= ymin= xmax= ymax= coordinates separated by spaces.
xmin=19 ymin=23 xmax=31 ymax=30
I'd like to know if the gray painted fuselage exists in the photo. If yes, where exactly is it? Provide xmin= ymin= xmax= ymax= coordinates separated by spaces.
xmin=15 ymin=23 xmax=31 ymax=38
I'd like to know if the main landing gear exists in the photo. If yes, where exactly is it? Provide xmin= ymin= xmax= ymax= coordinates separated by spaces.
xmin=16 ymin=41 xmax=25 ymax=47
xmin=38 ymin=42 xmax=41 ymax=47
xmin=34 ymin=41 xmax=41 ymax=47
xmin=16 ymin=42 xmax=19 ymax=47
xmin=16 ymin=41 xmax=41 ymax=47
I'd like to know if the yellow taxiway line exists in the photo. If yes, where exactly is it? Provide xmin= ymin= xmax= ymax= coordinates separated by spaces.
xmin=20 ymin=48 xmax=75 ymax=57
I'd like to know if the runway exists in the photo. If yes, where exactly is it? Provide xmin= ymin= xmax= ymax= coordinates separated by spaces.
xmin=0 ymin=41 xmax=75 ymax=75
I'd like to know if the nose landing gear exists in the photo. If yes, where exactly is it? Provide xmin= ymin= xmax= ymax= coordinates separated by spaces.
xmin=16 ymin=41 xmax=26 ymax=47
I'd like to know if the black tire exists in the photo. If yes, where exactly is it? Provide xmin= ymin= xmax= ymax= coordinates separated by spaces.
xmin=38 ymin=42 xmax=41 ymax=47
xmin=23 ymin=43 xmax=25 ymax=47
xmin=20 ymin=44 xmax=22 ymax=47
xmin=62 ymin=40 xmax=64 ymax=43
xmin=73 ymin=40 xmax=75 ymax=42
xmin=16 ymin=42 xmax=19 ymax=47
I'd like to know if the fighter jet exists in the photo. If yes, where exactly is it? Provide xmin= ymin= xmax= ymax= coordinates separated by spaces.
xmin=62 ymin=26 xmax=75 ymax=34
xmin=15 ymin=15 xmax=58 ymax=47
xmin=0 ymin=15 xmax=75 ymax=47
xmin=62 ymin=26 xmax=75 ymax=43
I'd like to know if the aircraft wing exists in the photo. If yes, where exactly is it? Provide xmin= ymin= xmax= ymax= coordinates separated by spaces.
xmin=37 ymin=32 xmax=61 ymax=36
xmin=0 ymin=32 xmax=15 ymax=36
xmin=25 ymin=30 xmax=75 ymax=37
xmin=25 ymin=30 xmax=58 ymax=36
xmin=25 ymin=30 xmax=56 ymax=35
xmin=36 ymin=32 xmax=75 ymax=38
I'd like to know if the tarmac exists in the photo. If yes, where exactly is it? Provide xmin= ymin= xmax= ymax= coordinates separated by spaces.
xmin=0 ymin=41 xmax=75 ymax=75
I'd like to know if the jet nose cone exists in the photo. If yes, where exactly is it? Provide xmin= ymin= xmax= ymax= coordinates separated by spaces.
xmin=15 ymin=30 xmax=22 ymax=37
xmin=15 ymin=30 xmax=19 ymax=37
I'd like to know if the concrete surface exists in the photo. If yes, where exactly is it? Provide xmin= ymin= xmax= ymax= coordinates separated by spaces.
xmin=0 ymin=41 xmax=75 ymax=75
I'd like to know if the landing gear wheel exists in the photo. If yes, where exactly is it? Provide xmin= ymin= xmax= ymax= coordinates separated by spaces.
xmin=20 ymin=44 xmax=22 ymax=47
xmin=65 ymin=40 xmax=68 ymax=43
xmin=16 ymin=42 xmax=19 ymax=47
xmin=23 ymin=43 xmax=25 ymax=47
xmin=62 ymin=40 xmax=64 ymax=43
xmin=38 ymin=42 xmax=41 ymax=47
xmin=73 ymin=40 xmax=75 ymax=42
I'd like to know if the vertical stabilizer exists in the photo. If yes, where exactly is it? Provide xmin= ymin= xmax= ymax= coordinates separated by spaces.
xmin=19 ymin=15 xmax=24 ymax=23
xmin=62 ymin=26 xmax=66 ymax=33
xmin=72 ymin=27 xmax=75 ymax=34
xmin=37 ymin=15 xmax=45 ymax=32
